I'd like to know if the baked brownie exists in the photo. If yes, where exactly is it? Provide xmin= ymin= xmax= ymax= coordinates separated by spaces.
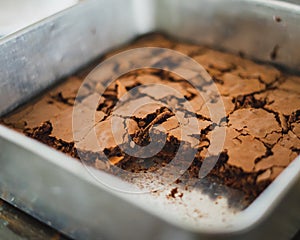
xmin=1 ymin=33 xmax=300 ymax=205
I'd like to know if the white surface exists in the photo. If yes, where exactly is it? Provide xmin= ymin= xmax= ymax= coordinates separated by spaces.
xmin=0 ymin=0 xmax=78 ymax=37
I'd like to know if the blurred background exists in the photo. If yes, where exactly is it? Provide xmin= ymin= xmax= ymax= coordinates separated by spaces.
xmin=0 ymin=0 xmax=78 ymax=37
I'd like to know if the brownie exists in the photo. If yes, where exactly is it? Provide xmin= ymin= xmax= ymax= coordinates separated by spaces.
xmin=1 ymin=33 xmax=300 ymax=206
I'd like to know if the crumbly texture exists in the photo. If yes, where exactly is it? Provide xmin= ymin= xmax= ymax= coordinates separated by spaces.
xmin=1 ymin=33 xmax=300 ymax=205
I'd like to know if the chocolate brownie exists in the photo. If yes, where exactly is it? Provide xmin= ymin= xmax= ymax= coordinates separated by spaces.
xmin=1 ymin=33 xmax=300 ymax=205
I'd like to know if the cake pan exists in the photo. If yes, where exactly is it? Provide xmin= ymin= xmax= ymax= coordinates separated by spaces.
xmin=0 ymin=0 xmax=300 ymax=239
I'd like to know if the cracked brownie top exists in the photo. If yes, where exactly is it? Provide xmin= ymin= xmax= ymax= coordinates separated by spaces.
xmin=1 ymin=33 xmax=300 ymax=206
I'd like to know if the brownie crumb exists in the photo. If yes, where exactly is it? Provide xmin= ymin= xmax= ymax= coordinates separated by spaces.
xmin=167 ymin=188 xmax=178 ymax=199
xmin=270 ymin=45 xmax=280 ymax=60
xmin=273 ymin=16 xmax=282 ymax=22
xmin=175 ymin=179 xmax=182 ymax=184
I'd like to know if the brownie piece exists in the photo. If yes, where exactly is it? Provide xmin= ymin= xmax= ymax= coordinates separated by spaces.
xmin=1 ymin=33 xmax=300 ymax=205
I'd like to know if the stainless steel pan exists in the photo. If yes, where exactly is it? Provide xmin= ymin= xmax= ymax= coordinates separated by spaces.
xmin=0 ymin=0 xmax=300 ymax=239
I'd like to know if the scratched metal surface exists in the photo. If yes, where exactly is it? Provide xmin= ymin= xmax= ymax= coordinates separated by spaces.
xmin=0 ymin=0 xmax=139 ymax=116
xmin=0 ymin=0 xmax=300 ymax=239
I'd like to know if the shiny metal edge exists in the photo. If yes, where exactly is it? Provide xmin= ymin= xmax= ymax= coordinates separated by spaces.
xmin=0 ymin=0 xmax=147 ymax=116
xmin=1 ymin=116 xmax=300 ymax=239
xmin=0 ymin=123 xmax=300 ymax=239
xmin=0 ymin=0 xmax=300 ymax=239
xmin=0 ymin=126 xmax=192 ymax=240
xmin=155 ymin=0 xmax=300 ymax=72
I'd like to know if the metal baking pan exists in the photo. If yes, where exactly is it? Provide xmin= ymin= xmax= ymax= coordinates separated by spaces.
xmin=1 ymin=0 xmax=300 ymax=239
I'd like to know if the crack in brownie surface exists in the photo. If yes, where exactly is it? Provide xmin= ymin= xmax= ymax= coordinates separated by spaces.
xmin=1 ymin=33 xmax=300 ymax=207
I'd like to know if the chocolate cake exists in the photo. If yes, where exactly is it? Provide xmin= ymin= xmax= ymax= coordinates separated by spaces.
xmin=1 ymin=33 xmax=300 ymax=205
